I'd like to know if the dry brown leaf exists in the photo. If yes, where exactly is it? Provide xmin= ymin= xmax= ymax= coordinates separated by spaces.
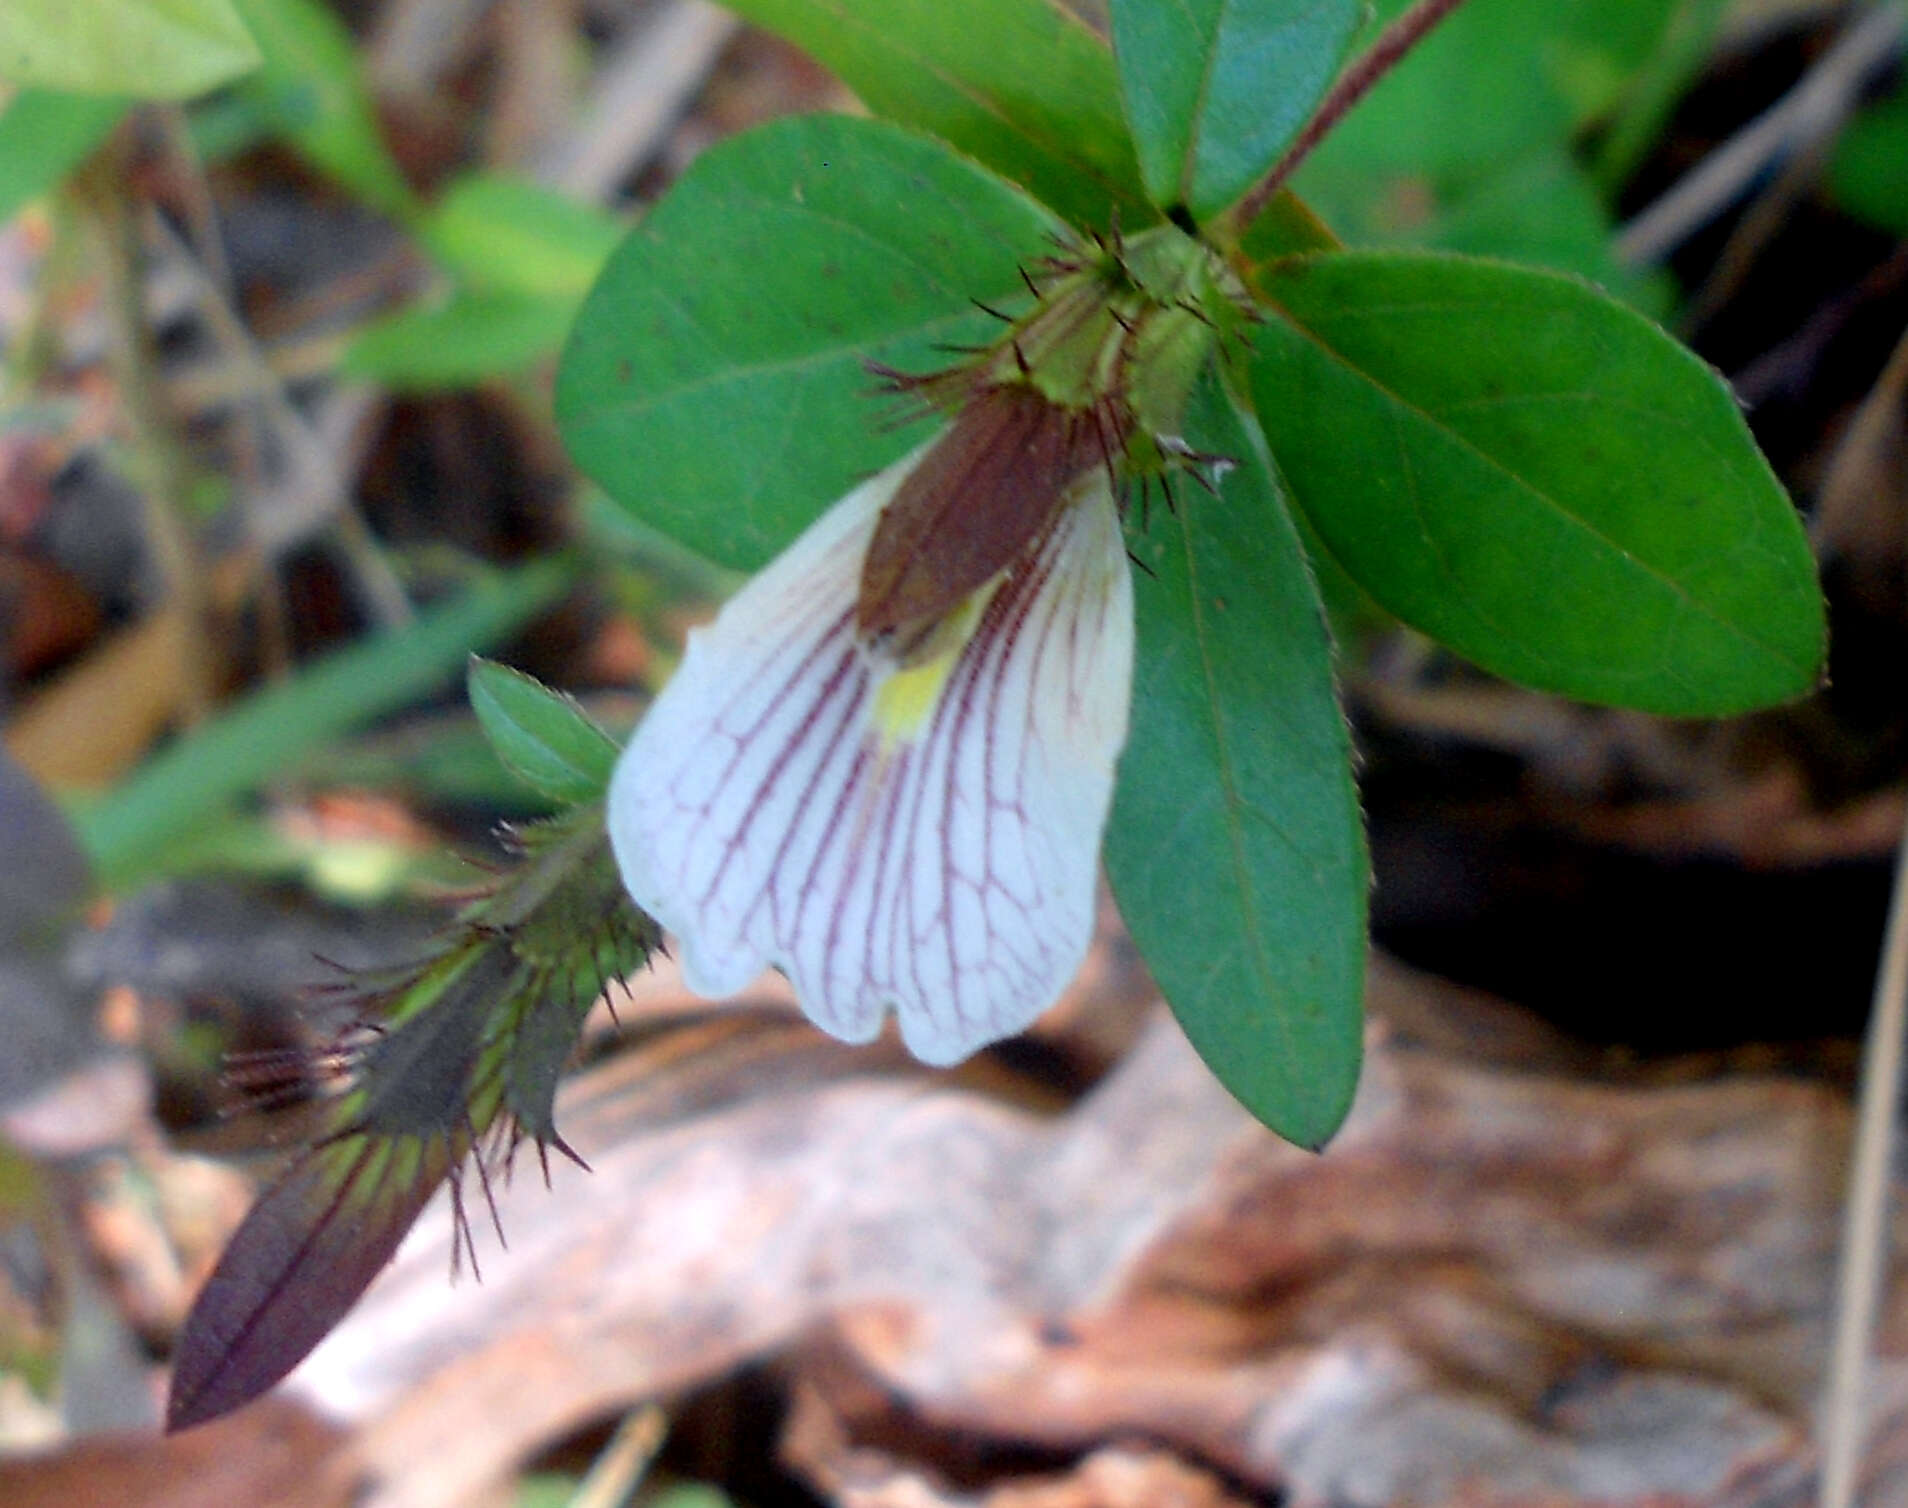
xmin=1816 ymin=323 xmax=1908 ymax=616
xmin=0 ymin=1397 xmax=355 ymax=1508
xmin=0 ymin=553 xmax=101 ymax=679
xmin=5 ymin=607 xmax=190 ymax=789
xmin=785 ymin=1384 xmax=1256 ymax=1508
xmin=246 ymin=956 xmax=1875 ymax=1508
xmin=1562 ymin=769 xmax=1908 ymax=869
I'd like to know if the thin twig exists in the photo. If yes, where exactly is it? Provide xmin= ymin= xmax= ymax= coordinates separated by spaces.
xmin=1681 ymin=129 xmax=1830 ymax=332
xmin=1731 ymin=240 xmax=1908 ymax=408
xmin=485 ymin=0 xmax=580 ymax=168
xmin=368 ymin=0 xmax=498 ymax=93
xmin=144 ymin=211 xmax=414 ymax=628
xmin=78 ymin=144 xmax=215 ymax=723
xmin=565 ymin=1404 xmax=668 ymax=1508
xmin=532 ymin=0 xmax=740 ymax=202
xmin=166 ymin=327 xmax=355 ymax=411
xmin=1820 ymin=801 xmax=1908 ymax=1508
xmin=154 ymin=106 xmax=295 ymax=675
xmin=154 ymin=105 xmax=236 ymax=298
xmin=1615 ymin=0 xmax=1907 ymax=267
xmin=1227 ymin=0 xmax=1474 ymax=234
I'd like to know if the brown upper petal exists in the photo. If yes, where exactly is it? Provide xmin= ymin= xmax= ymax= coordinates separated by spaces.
xmin=856 ymin=384 xmax=1120 ymax=647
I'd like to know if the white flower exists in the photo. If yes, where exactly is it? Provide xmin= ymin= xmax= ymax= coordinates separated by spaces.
xmin=607 ymin=441 xmax=1134 ymax=1064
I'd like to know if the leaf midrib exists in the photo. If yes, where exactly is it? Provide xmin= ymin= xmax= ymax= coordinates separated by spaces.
xmin=568 ymin=306 xmax=986 ymax=426
xmin=1257 ymin=296 xmax=1815 ymax=678
xmin=1172 ymin=0 xmax=1226 ymax=207
xmin=1168 ymin=504 xmax=1309 ymax=1118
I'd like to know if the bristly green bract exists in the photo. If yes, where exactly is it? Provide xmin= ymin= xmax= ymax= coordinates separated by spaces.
xmin=167 ymin=669 xmax=657 ymax=1433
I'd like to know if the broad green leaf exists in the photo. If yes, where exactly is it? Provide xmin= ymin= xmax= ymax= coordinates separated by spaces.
xmin=1236 ymin=187 xmax=1342 ymax=268
xmin=0 ymin=90 xmax=126 ymax=223
xmin=1106 ymin=370 xmax=1365 ymax=1149
xmin=423 ymin=174 xmax=625 ymax=297
xmin=343 ymin=289 xmax=576 ymax=389
xmin=720 ymin=0 xmax=1146 ymax=227
xmin=1414 ymin=149 xmax=1620 ymax=272
xmin=1110 ymin=0 xmax=1360 ymax=224
xmin=1297 ymin=0 xmax=1677 ymax=184
xmin=1591 ymin=0 xmax=1731 ymax=189
xmin=1291 ymin=0 xmax=1678 ymax=292
xmin=1247 ymin=251 xmax=1825 ymax=715
xmin=556 ymin=114 xmax=1066 ymax=570
xmin=228 ymin=0 xmax=416 ymax=219
xmin=75 ymin=557 xmax=573 ymax=888
xmin=0 ymin=0 xmax=259 ymax=98
xmin=1831 ymin=84 xmax=1908 ymax=236
xmin=467 ymin=658 xmax=618 ymax=805
xmin=1308 ymin=143 xmax=1669 ymax=313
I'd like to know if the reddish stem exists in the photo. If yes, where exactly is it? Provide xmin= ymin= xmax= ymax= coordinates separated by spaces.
xmin=1229 ymin=0 xmax=1475 ymax=233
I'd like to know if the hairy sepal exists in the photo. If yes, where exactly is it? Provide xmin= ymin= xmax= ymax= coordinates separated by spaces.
xmin=168 ymin=807 xmax=656 ymax=1431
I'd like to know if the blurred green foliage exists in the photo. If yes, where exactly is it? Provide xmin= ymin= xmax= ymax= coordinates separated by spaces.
xmin=1832 ymin=80 xmax=1908 ymax=235
xmin=0 ymin=0 xmax=259 ymax=98
xmin=1290 ymin=0 xmax=1709 ymax=308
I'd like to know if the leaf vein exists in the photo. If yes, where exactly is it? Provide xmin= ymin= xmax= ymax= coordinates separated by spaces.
xmin=1260 ymin=306 xmax=1813 ymax=676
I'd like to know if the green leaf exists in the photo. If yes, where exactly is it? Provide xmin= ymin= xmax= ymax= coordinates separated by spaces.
xmin=0 ymin=0 xmax=260 ymax=98
xmin=1591 ymin=0 xmax=1730 ymax=190
xmin=1298 ymin=0 xmax=1676 ymax=186
xmin=1831 ymin=83 xmax=1908 ymax=236
xmin=1248 ymin=251 xmax=1825 ymax=714
xmin=0 ymin=90 xmax=126 ymax=223
xmin=1237 ymin=188 xmax=1341 ymax=265
xmin=227 ymin=0 xmax=416 ymax=219
xmin=74 ymin=557 xmax=574 ymax=889
xmin=422 ymin=174 xmax=625 ymax=297
xmin=1106 ymin=369 xmax=1365 ymax=1149
xmin=720 ymin=0 xmax=1146 ymax=227
xmin=467 ymin=658 xmax=618 ymax=805
xmin=343 ymin=289 xmax=576 ymax=389
xmin=1309 ymin=143 xmax=1668 ymax=313
xmin=514 ymin=1477 xmax=581 ymax=1508
xmin=1109 ymin=0 xmax=1360 ymax=224
xmin=648 ymin=1489 xmax=737 ymax=1508
xmin=556 ymin=114 xmax=1066 ymax=570
xmin=1289 ymin=0 xmax=1680 ymax=291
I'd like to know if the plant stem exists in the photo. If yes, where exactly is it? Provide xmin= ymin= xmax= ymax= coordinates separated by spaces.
xmin=77 ymin=138 xmax=215 ymax=724
xmin=1614 ymin=0 xmax=1906 ymax=267
xmin=1821 ymin=801 xmax=1908 ymax=1508
xmin=1227 ymin=0 xmax=1474 ymax=236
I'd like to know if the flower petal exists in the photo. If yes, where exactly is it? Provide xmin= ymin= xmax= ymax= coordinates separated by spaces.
xmin=609 ymin=454 xmax=1133 ymax=1064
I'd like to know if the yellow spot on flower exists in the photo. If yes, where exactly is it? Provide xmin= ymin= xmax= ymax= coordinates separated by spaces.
xmin=871 ymin=586 xmax=993 ymax=748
